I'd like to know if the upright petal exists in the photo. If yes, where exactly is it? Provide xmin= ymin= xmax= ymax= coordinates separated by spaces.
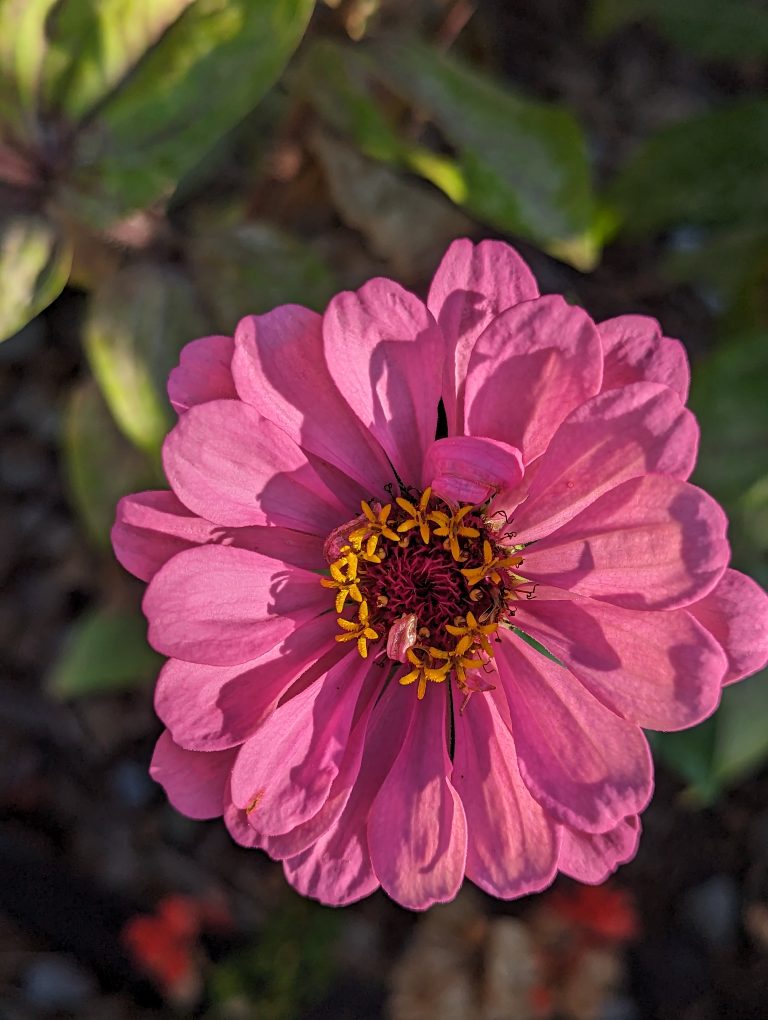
xmin=511 ymin=382 xmax=699 ymax=542
xmin=599 ymin=315 xmax=689 ymax=401
xmin=282 ymin=681 xmax=406 ymax=906
xmin=155 ymin=614 xmax=340 ymax=750
xmin=514 ymin=595 xmax=725 ymax=730
xmin=232 ymin=306 xmax=393 ymax=492
xmin=150 ymin=731 xmax=235 ymax=819
xmin=230 ymin=654 xmax=376 ymax=836
xmin=163 ymin=399 xmax=347 ymax=532
xmin=368 ymin=686 xmax=468 ymax=910
xmin=521 ymin=475 xmax=730 ymax=610
xmin=688 ymin=569 xmax=768 ymax=684
xmin=464 ymin=296 xmax=603 ymax=462
xmin=453 ymin=692 xmax=559 ymax=899
xmin=323 ymin=279 xmax=443 ymax=484
xmin=167 ymin=335 xmax=236 ymax=414
xmin=559 ymin=816 xmax=641 ymax=884
xmin=422 ymin=435 xmax=524 ymax=505
xmin=112 ymin=489 xmax=325 ymax=582
xmin=427 ymin=239 xmax=538 ymax=432
xmin=143 ymin=545 xmax=328 ymax=666
xmin=496 ymin=631 xmax=653 ymax=833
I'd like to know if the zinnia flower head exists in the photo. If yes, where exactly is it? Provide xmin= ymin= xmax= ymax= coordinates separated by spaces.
xmin=113 ymin=239 xmax=768 ymax=910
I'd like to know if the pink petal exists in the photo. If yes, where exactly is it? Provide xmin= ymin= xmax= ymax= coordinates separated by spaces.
xmin=464 ymin=296 xmax=603 ymax=462
xmin=281 ymin=681 xmax=407 ymax=906
xmin=162 ymin=399 xmax=347 ymax=532
xmin=688 ymin=568 xmax=768 ymax=685
xmin=112 ymin=489 xmax=325 ymax=582
xmin=514 ymin=595 xmax=725 ymax=730
xmin=521 ymin=475 xmax=730 ymax=610
xmin=232 ymin=306 xmax=394 ymax=492
xmin=167 ymin=335 xmax=237 ymax=414
xmin=323 ymin=279 xmax=443 ymax=485
xmin=143 ymin=545 xmax=328 ymax=666
xmin=230 ymin=654 xmax=376 ymax=835
xmin=599 ymin=315 xmax=689 ymax=402
xmin=368 ymin=686 xmax=468 ymax=910
xmin=150 ymin=731 xmax=235 ymax=819
xmin=511 ymin=382 xmax=699 ymax=543
xmin=427 ymin=238 xmax=538 ymax=433
xmin=453 ymin=692 xmax=559 ymax=898
xmin=422 ymin=435 xmax=524 ymax=505
xmin=496 ymin=631 xmax=653 ymax=833
xmin=154 ymin=614 xmax=339 ymax=750
xmin=559 ymin=816 xmax=641 ymax=884
xmin=258 ymin=676 xmax=380 ymax=859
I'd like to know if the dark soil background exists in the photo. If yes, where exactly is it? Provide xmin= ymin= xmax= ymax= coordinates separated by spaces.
xmin=2 ymin=2 xmax=768 ymax=1017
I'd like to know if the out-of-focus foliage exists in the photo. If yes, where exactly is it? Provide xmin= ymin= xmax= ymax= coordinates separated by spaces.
xmin=64 ymin=379 xmax=160 ymax=546
xmin=186 ymin=217 xmax=337 ymax=328
xmin=84 ymin=263 xmax=206 ymax=456
xmin=0 ymin=0 xmax=315 ymax=340
xmin=0 ymin=215 xmax=71 ymax=339
xmin=48 ymin=605 xmax=162 ymax=698
xmin=292 ymin=38 xmax=605 ymax=269
xmin=610 ymin=99 xmax=768 ymax=238
xmin=208 ymin=899 xmax=340 ymax=1020
xmin=591 ymin=0 xmax=768 ymax=62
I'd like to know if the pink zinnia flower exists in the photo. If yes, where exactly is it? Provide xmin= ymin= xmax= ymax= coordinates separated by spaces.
xmin=113 ymin=239 xmax=768 ymax=910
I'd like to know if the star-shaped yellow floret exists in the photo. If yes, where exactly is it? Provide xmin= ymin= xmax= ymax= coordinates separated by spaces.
xmin=460 ymin=539 xmax=522 ymax=587
xmin=335 ymin=600 xmax=379 ymax=658
xmin=445 ymin=611 xmax=499 ymax=657
xmin=428 ymin=504 xmax=481 ymax=560
xmin=321 ymin=547 xmax=362 ymax=613
xmin=429 ymin=643 xmax=486 ymax=687
xmin=399 ymin=647 xmax=451 ymax=700
xmin=349 ymin=501 xmax=399 ymax=557
xmin=396 ymin=487 xmax=433 ymax=544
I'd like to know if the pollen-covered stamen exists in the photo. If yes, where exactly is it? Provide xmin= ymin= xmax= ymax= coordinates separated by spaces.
xmin=429 ymin=505 xmax=481 ymax=561
xmin=430 ymin=644 xmax=486 ymax=689
xmin=349 ymin=500 xmax=399 ymax=558
xmin=461 ymin=539 xmax=523 ymax=587
xmin=324 ymin=486 xmax=531 ymax=697
xmin=321 ymin=547 xmax=363 ymax=613
xmin=335 ymin=600 xmax=379 ymax=659
xmin=396 ymin=487 xmax=433 ymax=544
xmin=399 ymin=647 xmax=451 ymax=700
xmin=445 ymin=611 xmax=498 ymax=657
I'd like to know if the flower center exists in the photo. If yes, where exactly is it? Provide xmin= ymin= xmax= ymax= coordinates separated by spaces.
xmin=321 ymin=487 xmax=531 ymax=701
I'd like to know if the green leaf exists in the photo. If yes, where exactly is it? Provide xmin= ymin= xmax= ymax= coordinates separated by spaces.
xmin=651 ymin=670 xmax=768 ymax=804
xmin=0 ymin=214 xmax=71 ymax=342
xmin=610 ymin=99 xmax=768 ymax=237
xmin=40 ymin=0 xmax=195 ymax=121
xmin=48 ymin=605 xmax=162 ymax=698
xmin=590 ymin=0 xmax=768 ymax=63
xmin=689 ymin=329 xmax=768 ymax=508
xmin=291 ymin=39 xmax=403 ymax=163
xmin=371 ymin=39 xmax=602 ymax=269
xmin=186 ymin=218 xmax=336 ymax=331
xmin=83 ymin=262 xmax=207 ymax=455
xmin=68 ymin=0 xmax=315 ymax=222
xmin=649 ymin=723 xmax=720 ymax=804
xmin=0 ymin=0 xmax=58 ymax=131
xmin=712 ymin=670 xmax=768 ymax=786
xmin=293 ymin=38 xmax=603 ymax=269
xmin=63 ymin=379 xmax=159 ymax=547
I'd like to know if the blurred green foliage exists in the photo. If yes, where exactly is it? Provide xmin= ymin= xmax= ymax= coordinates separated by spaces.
xmin=0 ymin=0 xmax=766 ymax=802
xmin=207 ymin=898 xmax=340 ymax=1019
